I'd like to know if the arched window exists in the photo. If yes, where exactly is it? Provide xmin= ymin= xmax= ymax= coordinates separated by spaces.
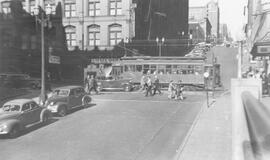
xmin=88 ymin=0 xmax=100 ymax=16
xmin=88 ymin=25 xmax=100 ymax=46
xmin=109 ymin=24 xmax=122 ymax=46
xmin=65 ymin=26 xmax=76 ymax=47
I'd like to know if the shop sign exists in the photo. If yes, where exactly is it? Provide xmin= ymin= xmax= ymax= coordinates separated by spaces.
xmin=49 ymin=55 xmax=61 ymax=64
xmin=257 ymin=46 xmax=270 ymax=54
xmin=91 ymin=58 xmax=120 ymax=64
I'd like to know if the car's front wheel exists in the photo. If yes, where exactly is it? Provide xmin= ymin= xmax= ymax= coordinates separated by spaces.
xmin=58 ymin=106 xmax=67 ymax=117
xmin=9 ymin=126 xmax=20 ymax=138
xmin=42 ymin=113 xmax=49 ymax=124
xmin=123 ymin=85 xmax=131 ymax=92
xmin=83 ymin=97 xmax=92 ymax=106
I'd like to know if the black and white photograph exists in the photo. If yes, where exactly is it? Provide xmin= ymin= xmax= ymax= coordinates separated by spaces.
xmin=0 ymin=0 xmax=269 ymax=159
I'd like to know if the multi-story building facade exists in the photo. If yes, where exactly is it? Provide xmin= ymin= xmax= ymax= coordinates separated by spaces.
xmin=189 ymin=0 xmax=220 ymax=40
xmin=219 ymin=23 xmax=229 ymax=42
xmin=206 ymin=0 xmax=219 ymax=39
xmin=189 ymin=18 xmax=212 ymax=43
xmin=0 ymin=0 xmax=136 ymax=51
xmin=61 ymin=0 xmax=136 ymax=51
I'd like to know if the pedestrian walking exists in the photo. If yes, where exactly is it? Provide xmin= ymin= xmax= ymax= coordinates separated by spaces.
xmin=140 ymin=75 xmax=147 ymax=92
xmin=268 ymin=73 xmax=270 ymax=97
xmin=153 ymin=76 xmax=161 ymax=95
xmin=88 ymin=75 xmax=99 ymax=95
xmin=168 ymin=80 xmax=175 ymax=99
xmin=175 ymin=80 xmax=184 ymax=100
xmin=84 ymin=74 xmax=90 ymax=93
xmin=145 ymin=76 xmax=153 ymax=96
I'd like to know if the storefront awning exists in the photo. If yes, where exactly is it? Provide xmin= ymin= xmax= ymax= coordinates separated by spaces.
xmin=250 ymin=11 xmax=270 ymax=57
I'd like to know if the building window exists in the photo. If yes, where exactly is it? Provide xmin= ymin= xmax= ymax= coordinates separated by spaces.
xmin=65 ymin=26 xmax=76 ymax=47
xmin=88 ymin=0 xmax=100 ymax=16
xmin=1 ymin=1 xmax=11 ymax=14
xmin=109 ymin=24 xmax=122 ymax=46
xmin=45 ymin=0 xmax=56 ymax=15
xmin=22 ymin=0 xmax=26 ymax=11
xmin=21 ymin=34 xmax=29 ymax=49
xmin=30 ymin=0 xmax=36 ymax=15
xmin=109 ymin=0 xmax=122 ymax=16
xmin=88 ymin=25 xmax=100 ymax=46
xmin=65 ymin=2 xmax=76 ymax=17
xmin=30 ymin=35 xmax=37 ymax=49
xmin=2 ymin=29 xmax=13 ymax=47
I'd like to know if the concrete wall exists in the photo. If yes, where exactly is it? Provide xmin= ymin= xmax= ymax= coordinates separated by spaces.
xmin=231 ymin=78 xmax=262 ymax=160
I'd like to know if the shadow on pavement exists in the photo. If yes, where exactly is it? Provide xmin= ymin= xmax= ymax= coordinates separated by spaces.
xmin=0 ymin=118 xmax=59 ymax=139
xmin=52 ymin=103 xmax=97 ymax=117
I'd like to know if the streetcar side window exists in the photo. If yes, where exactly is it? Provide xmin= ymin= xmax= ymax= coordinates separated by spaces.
xmin=194 ymin=65 xmax=203 ymax=74
xmin=150 ymin=65 xmax=157 ymax=74
xmin=172 ymin=65 xmax=178 ymax=74
xmin=143 ymin=65 xmax=149 ymax=74
xmin=136 ymin=65 xmax=142 ymax=72
xmin=124 ymin=65 xmax=129 ymax=72
xmin=158 ymin=65 xmax=165 ymax=75
xmin=166 ymin=65 xmax=172 ymax=74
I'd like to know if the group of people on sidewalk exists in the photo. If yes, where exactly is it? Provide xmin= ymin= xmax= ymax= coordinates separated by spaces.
xmin=140 ymin=75 xmax=184 ymax=100
xmin=243 ymin=67 xmax=270 ymax=95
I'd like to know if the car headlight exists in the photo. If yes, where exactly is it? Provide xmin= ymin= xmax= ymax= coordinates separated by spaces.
xmin=0 ymin=124 xmax=7 ymax=132
xmin=49 ymin=102 xmax=56 ymax=106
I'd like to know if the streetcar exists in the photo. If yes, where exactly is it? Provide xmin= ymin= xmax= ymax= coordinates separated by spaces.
xmin=110 ymin=56 xmax=221 ymax=89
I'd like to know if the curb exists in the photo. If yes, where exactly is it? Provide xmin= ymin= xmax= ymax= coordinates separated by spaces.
xmin=175 ymin=97 xmax=208 ymax=160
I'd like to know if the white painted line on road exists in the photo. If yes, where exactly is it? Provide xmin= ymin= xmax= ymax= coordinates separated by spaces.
xmin=93 ymin=98 xmax=203 ymax=104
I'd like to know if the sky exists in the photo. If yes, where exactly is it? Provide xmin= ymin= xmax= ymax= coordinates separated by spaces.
xmin=189 ymin=0 xmax=248 ymax=40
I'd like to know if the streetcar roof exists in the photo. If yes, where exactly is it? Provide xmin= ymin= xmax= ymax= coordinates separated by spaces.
xmin=121 ymin=56 xmax=206 ymax=61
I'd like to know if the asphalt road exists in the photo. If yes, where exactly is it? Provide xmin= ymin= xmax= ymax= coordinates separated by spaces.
xmin=0 ymin=92 xmax=205 ymax=160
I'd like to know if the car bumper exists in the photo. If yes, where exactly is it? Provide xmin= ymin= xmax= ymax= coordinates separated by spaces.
xmin=0 ymin=129 xmax=8 ymax=134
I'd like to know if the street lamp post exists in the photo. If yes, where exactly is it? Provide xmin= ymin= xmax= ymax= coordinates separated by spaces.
xmin=156 ymin=37 xmax=165 ymax=57
xmin=34 ymin=4 xmax=52 ymax=105
xmin=123 ymin=38 xmax=129 ymax=57
xmin=204 ymin=71 xmax=210 ymax=108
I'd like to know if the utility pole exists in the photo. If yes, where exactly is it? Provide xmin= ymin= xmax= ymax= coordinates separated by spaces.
xmin=238 ymin=41 xmax=243 ymax=78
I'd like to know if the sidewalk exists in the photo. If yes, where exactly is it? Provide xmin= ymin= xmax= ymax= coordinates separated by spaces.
xmin=177 ymin=91 xmax=232 ymax=160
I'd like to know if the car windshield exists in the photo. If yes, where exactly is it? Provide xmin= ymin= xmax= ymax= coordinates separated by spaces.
xmin=52 ymin=89 xmax=69 ymax=96
xmin=2 ymin=105 xmax=21 ymax=112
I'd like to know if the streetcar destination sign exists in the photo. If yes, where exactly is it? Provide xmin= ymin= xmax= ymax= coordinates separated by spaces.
xmin=257 ymin=46 xmax=270 ymax=54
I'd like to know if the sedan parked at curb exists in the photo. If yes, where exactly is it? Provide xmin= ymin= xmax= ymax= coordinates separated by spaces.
xmin=45 ymin=86 xmax=92 ymax=117
xmin=0 ymin=99 xmax=51 ymax=138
